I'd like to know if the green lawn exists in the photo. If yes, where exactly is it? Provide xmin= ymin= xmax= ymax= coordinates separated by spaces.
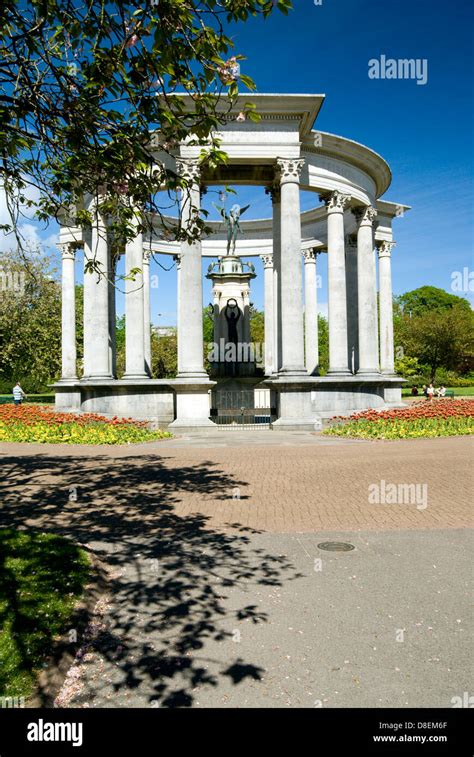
xmin=402 ymin=386 xmax=474 ymax=397
xmin=0 ymin=528 xmax=90 ymax=700
xmin=0 ymin=394 xmax=54 ymax=404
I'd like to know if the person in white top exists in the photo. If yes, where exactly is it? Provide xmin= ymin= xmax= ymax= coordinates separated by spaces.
xmin=12 ymin=382 xmax=26 ymax=405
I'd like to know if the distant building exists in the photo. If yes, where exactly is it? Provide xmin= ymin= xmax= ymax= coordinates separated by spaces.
xmin=152 ymin=326 xmax=176 ymax=338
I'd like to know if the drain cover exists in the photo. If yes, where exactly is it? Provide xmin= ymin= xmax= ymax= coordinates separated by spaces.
xmin=317 ymin=541 xmax=355 ymax=552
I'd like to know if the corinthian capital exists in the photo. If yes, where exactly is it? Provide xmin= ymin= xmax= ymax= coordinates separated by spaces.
xmin=59 ymin=243 xmax=76 ymax=261
xmin=322 ymin=190 xmax=352 ymax=213
xmin=176 ymin=157 xmax=201 ymax=185
xmin=353 ymin=205 xmax=377 ymax=226
xmin=276 ymin=158 xmax=305 ymax=185
xmin=377 ymin=241 xmax=396 ymax=258
xmin=303 ymin=249 xmax=318 ymax=263
xmin=261 ymin=254 xmax=273 ymax=269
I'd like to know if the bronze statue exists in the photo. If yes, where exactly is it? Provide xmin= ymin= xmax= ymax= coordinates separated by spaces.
xmin=213 ymin=202 xmax=250 ymax=255
xmin=224 ymin=298 xmax=241 ymax=345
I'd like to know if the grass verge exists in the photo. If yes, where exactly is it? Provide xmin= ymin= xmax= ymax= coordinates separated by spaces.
xmin=0 ymin=528 xmax=90 ymax=700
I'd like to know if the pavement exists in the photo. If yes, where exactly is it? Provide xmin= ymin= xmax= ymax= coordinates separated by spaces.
xmin=0 ymin=432 xmax=472 ymax=708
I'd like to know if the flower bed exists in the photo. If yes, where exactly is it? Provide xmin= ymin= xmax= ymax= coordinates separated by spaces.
xmin=0 ymin=405 xmax=171 ymax=444
xmin=324 ymin=399 xmax=474 ymax=439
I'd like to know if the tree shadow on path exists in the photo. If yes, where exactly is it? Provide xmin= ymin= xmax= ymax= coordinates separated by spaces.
xmin=0 ymin=452 xmax=302 ymax=707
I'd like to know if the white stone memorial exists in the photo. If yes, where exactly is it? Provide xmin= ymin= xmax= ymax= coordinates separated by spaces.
xmin=54 ymin=93 xmax=409 ymax=430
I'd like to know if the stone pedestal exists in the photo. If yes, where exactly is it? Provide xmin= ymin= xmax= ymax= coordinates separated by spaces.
xmin=206 ymin=255 xmax=256 ymax=377
xmin=270 ymin=376 xmax=322 ymax=431
xmin=168 ymin=379 xmax=216 ymax=431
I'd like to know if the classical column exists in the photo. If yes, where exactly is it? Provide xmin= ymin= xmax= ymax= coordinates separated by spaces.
xmin=303 ymin=249 xmax=319 ymax=375
xmin=325 ymin=190 xmax=351 ymax=374
xmin=83 ymin=208 xmax=112 ymax=379
xmin=176 ymin=158 xmax=207 ymax=377
xmin=276 ymin=157 xmax=306 ymax=375
xmin=60 ymin=243 xmax=77 ymax=380
xmin=345 ymin=235 xmax=359 ymax=374
xmin=261 ymin=254 xmax=274 ymax=375
xmin=378 ymin=241 xmax=396 ymax=374
xmin=354 ymin=205 xmax=379 ymax=375
xmin=266 ymin=185 xmax=281 ymax=373
xmin=173 ymin=254 xmax=182 ymax=372
xmin=108 ymin=249 xmax=117 ymax=378
xmin=124 ymin=212 xmax=148 ymax=379
xmin=143 ymin=250 xmax=152 ymax=376
xmin=82 ymin=234 xmax=93 ymax=378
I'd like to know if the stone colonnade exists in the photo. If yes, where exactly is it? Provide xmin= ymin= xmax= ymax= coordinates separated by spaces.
xmin=257 ymin=178 xmax=396 ymax=380
xmin=58 ymin=158 xmax=397 ymax=424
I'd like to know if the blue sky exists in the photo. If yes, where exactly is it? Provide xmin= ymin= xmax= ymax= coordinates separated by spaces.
xmin=157 ymin=0 xmax=474 ymax=324
xmin=2 ymin=0 xmax=473 ymax=325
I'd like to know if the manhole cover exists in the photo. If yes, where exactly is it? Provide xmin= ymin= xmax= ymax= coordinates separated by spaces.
xmin=317 ymin=541 xmax=355 ymax=552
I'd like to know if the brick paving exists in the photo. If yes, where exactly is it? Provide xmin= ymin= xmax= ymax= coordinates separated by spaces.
xmin=0 ymin=434 xmax=472 ymax=534
xmin=1 ymin=433 xmax=471 ymax=708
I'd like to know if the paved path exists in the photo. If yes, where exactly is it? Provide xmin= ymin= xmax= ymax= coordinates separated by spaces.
xmin=0 ymin=433 xmax=472 ymax=708
xmin=1 ymin=434 xmax=471 ymax=532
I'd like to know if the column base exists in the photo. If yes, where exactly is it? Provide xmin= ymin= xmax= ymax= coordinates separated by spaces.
xmin=327 ymin=368 xmax=351 ymax=376
xmin=122 ymin=373 xmax=150 ymax=380
xmin=356 ymin=370 xmax=382 ymax=378
xmin=272 ymin=417 xmax=322 ymax=432
xmin=277 ymin=368 xmax=308 ymax=377
xmin=271 ymin=379 xmax=322 ymax=431
xmin=176 ymin=371 xmax=210 ymax=380
xmin=169 ymin=377 xmax=216 ymax=433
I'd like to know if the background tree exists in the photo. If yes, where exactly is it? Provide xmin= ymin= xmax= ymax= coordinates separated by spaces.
xmin=0 ymin=0 xmax=289 ymax=262
xmin=394 ymin=286 xmax=473 ymax=382
xmin=397 ymin=305 xmax=473 ymax=382
xmin=115 ymin=314 xmax=126 ymax=377
xmin=0 ymin=251 xmax=61 ymax=391
xmin=395 ymin=286 xmax=471 ymax=318
xmin=151 ymin=333 xmax=178 ymax=378
xmin=317 ymin=315 xmax=329 ymax=374
xmin=249 ymin=305 xmax=264 ymax=346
